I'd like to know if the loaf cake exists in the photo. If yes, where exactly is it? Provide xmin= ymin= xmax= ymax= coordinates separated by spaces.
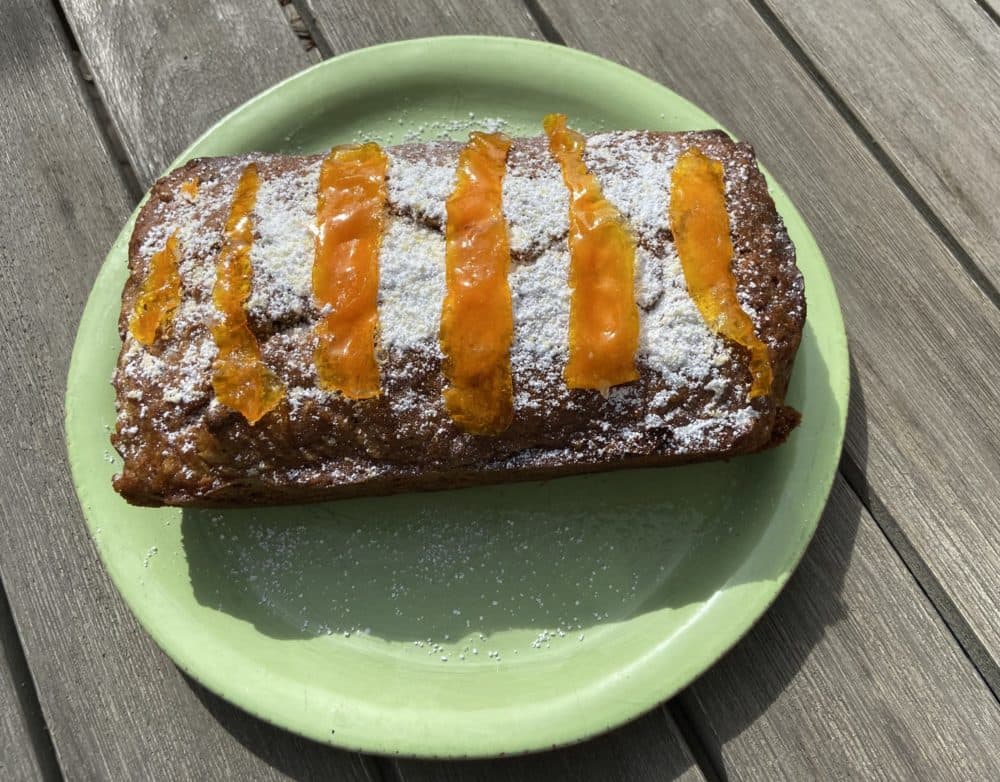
xmin=112 ymin=117 xmax=805 ymax=507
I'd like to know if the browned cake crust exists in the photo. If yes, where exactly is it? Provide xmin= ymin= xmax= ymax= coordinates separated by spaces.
xmin=112 ymin=131 xmax=805 ymax=507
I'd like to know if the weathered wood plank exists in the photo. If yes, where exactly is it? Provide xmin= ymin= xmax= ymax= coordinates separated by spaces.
xmin=0 ymin=586 xmax=58 ymax=781
xmin=538 ymin=0 xmax=1000 ymax=688
xmin=394 ymin=709 xmax=705 ymax=782
xmin=683 ymin=477 xmax=1000 ymax=780
xmin=0 ymin=3 xmax=372 ymax=779
xmin=60 ymin=0 xmax=318 ymax=187
xmin=764 ymin=0 xmax=1000 ymax=295
xmin=301 ymin=0 xmax=539 ymax=52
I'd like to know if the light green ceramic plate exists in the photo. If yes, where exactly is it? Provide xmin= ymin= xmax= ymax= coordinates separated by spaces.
xmin=66 ymin=37 xmax=848 ymax=758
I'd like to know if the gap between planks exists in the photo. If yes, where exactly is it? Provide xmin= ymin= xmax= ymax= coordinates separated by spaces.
xmin=973 ymin=0 xmax=1000 ymax=28
xmin=285 ymin=0 xmax=337 ymax=57
xmin=0 ymin=577 xmax=63 ymax=782
xmin=50 ymin=0 xmax=143 ymax=202
xmin=840 ymin=450 xmax=1000 ymax=700
xmin=279 ymin=0 xmax=326 ymax=55
xmin=522 ymin=0 xmax=567 ymax=45
xmin=664 ymin=701 xmax=725 ymax=782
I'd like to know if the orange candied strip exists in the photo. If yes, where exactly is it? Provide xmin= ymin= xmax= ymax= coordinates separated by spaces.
xmin=129 ymin=231 xmax=182 ymax=346
xmin=440 ymin=132 xmax=515 ymax=435
xmin=179 ymin=176 xmax=199 ymax=201
xmin=211 ymin=163 xmax=286 ymax=424
xmin=669 ymin=147 xmax=772 ymax=398
xmin=543 ymin=114 xmax=640 ymax=394
xmin=312 ymin=143 xmax=388 ymax=399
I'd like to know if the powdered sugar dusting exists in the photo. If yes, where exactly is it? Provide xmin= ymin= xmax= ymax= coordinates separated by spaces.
xmin=377 ymin=216 xmax=445 ymax=352
xmin=503 ymin=142 xmax=568 ymax=258
xmin=388 ymin=145 xmax=457 ymax=226
xmin=510 ymin=247 xmax=571 ymax=364
xmin=398 ymin=115 xmax=511 ymax=143
xmin=248 ymin=162 xmax=320 ymax=325
xmin=137 ymin=159 xmax=244 ymax=298
xmin=119 ymin=301 xmax=216 ymax=412
xmin=635 ymin=246 xmax=726 ymax=387
xmin=585 ymin=131 xmax=678 ymax=240
xmin=287 ymin=385 xmax=334 ymax=416
xmin=186 ymin=482 xmax=711 ymax=658
xmin=162 ymin=311 xmax=217 ymax=405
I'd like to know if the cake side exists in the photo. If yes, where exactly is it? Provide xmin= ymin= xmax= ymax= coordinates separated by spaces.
xmin=112 ymin=130 xmax=804 ymax=507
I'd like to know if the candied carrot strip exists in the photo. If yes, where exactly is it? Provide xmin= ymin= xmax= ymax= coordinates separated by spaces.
xmin=312 ymin=143 xmax=387 ymax=399
xmin=211 ymin=163 xmax=286 ymax=424
xmin=543 ymin=114 xmax=640 ymax=394
xmin=179 ymin=177 xmax=199 ymax=201
xmin=440 ymin=132 xmax=514 ymax=435
xmin=669 ymin=147 xmax=772 ymax=398
xmin=129 ymin=232 xmax=182 ymax=346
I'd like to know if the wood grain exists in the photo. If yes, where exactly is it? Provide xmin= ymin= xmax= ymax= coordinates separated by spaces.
xmin=683 ymin=477 xmax=1000 ymax=780
xmin=0 ymin=588 xmax=57 ymax=781
xmin=60 ymin=0 xmax=318 ymax=187
xmin=394 ymin=709 xmax=705 ymax=782
xmin=538 ymin=0 xmax=1000 ymax=689
xmin=764 ymin=0 xmax=1000 ymax=294
xmin=301 ymin=0 xmax=539 ymax=52
xmin=0 ymin=3 xmax=372 ymax=779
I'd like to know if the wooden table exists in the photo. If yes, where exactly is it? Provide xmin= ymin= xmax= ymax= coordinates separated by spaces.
xmin=3 ymin=0 xmax=1000 ymax=778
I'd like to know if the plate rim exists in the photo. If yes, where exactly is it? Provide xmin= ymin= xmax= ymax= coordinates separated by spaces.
xmin=65 ymin=35 xmax=850 ymax=758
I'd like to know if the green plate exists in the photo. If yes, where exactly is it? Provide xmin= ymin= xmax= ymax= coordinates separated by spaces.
xmin=66 ymin=37 xmax=848 ymax=757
